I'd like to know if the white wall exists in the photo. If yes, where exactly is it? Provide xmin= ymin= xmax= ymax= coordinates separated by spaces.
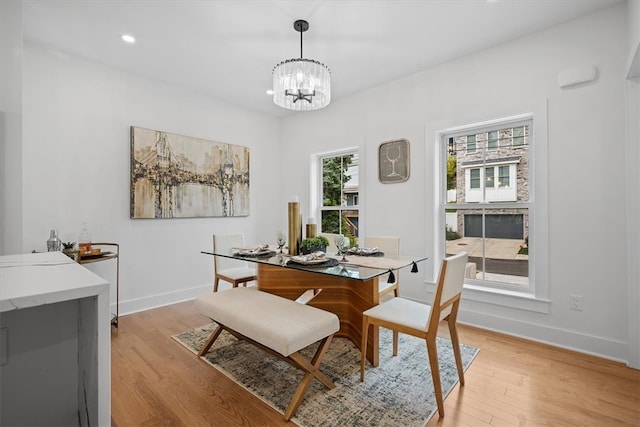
xmin=21 ymin=43 xmax=281 ymax=314
xmin=0 ymin=0 xmax=23 ymax=256
xmin=280 ymin=3 xmax=631 ymax=362
xmin=625 ymin=0 xmax=640 ymax=368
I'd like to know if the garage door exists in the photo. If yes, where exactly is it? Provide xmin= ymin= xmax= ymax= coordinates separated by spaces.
xmin=464 ymin=214 xmax=524 ymax=239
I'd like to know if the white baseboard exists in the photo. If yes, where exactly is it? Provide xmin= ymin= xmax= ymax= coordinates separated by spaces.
xmin=114 ymin=283 xmax=212 ymax=317
xmin=113 ymin=282 xmax=257 ymax=318
xmin=459 ymin=308 xmax=629 ymax=365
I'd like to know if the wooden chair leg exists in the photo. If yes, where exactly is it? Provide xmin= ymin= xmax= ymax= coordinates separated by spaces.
xmin=360 ymin=315 xmax=370 ymax=382
xmin=213 ymin=277 xmax=220 ymax=292
xmin=197 ymin=325 xmax=224 ymax=357
xmin=447 ymin=313 xmax=465 ymax=386
xmin=426 ymin=333 xmax=445 ymax=418
xmin=393 ymin=330 xmax=399 ymax=356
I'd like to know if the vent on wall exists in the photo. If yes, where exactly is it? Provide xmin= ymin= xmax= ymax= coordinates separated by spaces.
xmin=558 ymin=65 xmax=598 ymax=89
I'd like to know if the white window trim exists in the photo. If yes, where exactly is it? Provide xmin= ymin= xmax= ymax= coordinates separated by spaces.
xmin=310 ymin=146 xmax=361 ymax=236
xmin=432 ymin=102 xmax=550 ymax=313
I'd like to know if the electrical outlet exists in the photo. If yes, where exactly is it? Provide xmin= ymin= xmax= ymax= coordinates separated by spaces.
xmin=570 ymin=295 xmax=583 ymax=311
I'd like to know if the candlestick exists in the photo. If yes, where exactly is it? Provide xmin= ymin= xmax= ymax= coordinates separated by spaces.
xmin=288 ymin=202 xmax=301 ymax=255
xmin=306 ymin=223 xmax=317 ymax=238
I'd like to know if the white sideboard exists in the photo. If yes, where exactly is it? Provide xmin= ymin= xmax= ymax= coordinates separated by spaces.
xmin=0 ymin=251 xmax=110 ymax=426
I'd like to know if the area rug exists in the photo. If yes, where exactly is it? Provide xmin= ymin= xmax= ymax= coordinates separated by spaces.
xmin=173 ymin=323 xmax=478 ymax=427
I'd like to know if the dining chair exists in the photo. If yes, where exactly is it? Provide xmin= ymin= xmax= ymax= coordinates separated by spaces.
xmin=360 ymin=251 xmax=469 ymax=419
xmin=365 ymin=235 xmax=400 ymax=298
xmin=212 ymin=234 xmax=257 ymax=292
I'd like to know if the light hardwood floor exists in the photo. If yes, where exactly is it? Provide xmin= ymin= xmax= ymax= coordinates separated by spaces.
xmin=111 ymin=301 xmax=640 ymax=426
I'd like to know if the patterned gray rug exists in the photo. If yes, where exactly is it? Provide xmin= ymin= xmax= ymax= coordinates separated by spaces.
xmin=173 ymin=323 xmax=478 ymax=427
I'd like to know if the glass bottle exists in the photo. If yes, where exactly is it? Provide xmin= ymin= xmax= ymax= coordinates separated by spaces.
xmin=47 ymin=229 xmax=61 ymax=251
xmin=78 ymin=223 xmax=92 ymax=255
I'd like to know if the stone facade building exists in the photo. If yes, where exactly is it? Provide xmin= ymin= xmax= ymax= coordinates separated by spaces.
xmin=452 ymin=125 xmax=530 ymax=241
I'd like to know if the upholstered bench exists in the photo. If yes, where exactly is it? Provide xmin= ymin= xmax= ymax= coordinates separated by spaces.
xmin=194 ymin=287 xmax=340 ymax=420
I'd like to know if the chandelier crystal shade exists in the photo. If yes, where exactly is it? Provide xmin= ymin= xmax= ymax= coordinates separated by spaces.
xmin=272 ymin=20 xmax=331 ymax=111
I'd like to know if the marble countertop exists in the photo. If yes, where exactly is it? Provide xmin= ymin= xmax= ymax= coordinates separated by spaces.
xmin=0 ymin=251 xmax=109 ymax=313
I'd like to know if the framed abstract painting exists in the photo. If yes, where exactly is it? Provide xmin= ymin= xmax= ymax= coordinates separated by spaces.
xmin=130 ymin=126 xmax=250 ymax=218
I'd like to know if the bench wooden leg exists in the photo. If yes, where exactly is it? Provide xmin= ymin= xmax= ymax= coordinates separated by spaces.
xmin=197 ymin=324 xmax=224 ymax=357
xmin=284 ymin=334 xmax=335 ymax=421
xmin=195 ymin=322 xmax=336 ymax=422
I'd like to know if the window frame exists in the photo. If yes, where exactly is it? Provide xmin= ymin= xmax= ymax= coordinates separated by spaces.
xmin=448 ymin=120 xmax=531 ymax=293
xmin=311 ymin=147 xmax=361 ymax=241
xmin=433 ymin=107 xmax=550 ymax=314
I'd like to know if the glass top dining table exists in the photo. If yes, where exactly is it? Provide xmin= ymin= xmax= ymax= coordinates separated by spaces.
xmin=201 ymin=248 xmax=427 ymax=282
xmin=201 ymin=247 xmax=427 ymax=366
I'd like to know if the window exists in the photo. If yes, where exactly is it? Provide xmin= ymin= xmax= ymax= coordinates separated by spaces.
xmin=512 ymin=126 xmax=526 ymax=146
xmin=485 ymin=167 xmax=495 ymax=188
xmin=470 ymin=168 xmax=481 ymax=189
xmin=319 ymin=151 xmax=359 ymax=243
xmin=443 ymin=119 xmax=531 ymax=291
xmin=466 ymin=135 xmax=477 ymax=153
xmin=498 ymin=165 xmax=510 ymax=187
xmin=487 ymin=131 xmax=498 ymax=150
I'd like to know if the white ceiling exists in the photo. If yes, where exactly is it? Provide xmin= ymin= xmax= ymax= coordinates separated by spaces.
xmin=22 ymin=0 xmax=622 ymax=117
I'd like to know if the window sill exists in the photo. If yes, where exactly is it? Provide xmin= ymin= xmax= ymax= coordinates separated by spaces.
xmin=461 ymin=283 xmax=550 ymax=313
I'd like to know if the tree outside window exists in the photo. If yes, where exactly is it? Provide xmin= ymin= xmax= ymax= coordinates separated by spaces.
xmin=320 ymin=153 xmax=359 ymax=244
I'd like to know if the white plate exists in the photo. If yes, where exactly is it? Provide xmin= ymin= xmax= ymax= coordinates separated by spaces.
xmin=290 ymin=255 xmax=328 ymax=265
xmin=238 ymin=249 xmax=271 ymax=256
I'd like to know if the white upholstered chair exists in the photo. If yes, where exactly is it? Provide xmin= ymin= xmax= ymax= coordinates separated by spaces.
xmin=364 ymin=235 xmax=401 ymax=298
xmin=360 ymin=251 xmax=469 ymax=419
xmin=212 ymin=234 xmax=257 ymax=292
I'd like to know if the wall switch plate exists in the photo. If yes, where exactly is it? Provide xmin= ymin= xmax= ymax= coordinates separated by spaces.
xmin=571 ymin=295 xmax=584 ymax=311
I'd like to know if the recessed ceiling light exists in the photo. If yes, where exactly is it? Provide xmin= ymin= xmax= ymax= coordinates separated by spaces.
xmin=266 ymin=89 xmax=274 ymax=95
xmin=121 ymin=34 xmax=136 ymax=44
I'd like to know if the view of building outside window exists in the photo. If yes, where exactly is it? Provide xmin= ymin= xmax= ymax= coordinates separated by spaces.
xmin=320 ymin=153 xmax=359 ymax=245
xmin=445 ymin=123 xmax=530 ymax=288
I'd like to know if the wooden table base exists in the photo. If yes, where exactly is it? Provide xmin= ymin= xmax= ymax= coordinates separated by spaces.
xmin=256 ymin=263 xmax=380 ymax=366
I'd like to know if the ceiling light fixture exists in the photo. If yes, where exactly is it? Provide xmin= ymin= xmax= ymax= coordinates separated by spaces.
xmin=121 ymin=34 xmax=136 ymax=44
xmin=272 ymin=19 xmax=331 ymax=111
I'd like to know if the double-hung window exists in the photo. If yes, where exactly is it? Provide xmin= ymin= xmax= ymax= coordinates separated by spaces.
xmin=319 ymin=151 xmax=359 ymax=243
xmin=443 ymin=119 xmax=532 ymax=291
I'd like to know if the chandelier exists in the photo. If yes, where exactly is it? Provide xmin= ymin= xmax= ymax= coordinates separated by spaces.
xmin=272 ymin=19 xmax=331 ymax=111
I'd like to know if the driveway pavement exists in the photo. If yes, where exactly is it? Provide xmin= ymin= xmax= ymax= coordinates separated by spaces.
xmin=446 ymin=237 xmax=529 ymax=284
xmin=446 ymin=237 xmax=528 ymax=260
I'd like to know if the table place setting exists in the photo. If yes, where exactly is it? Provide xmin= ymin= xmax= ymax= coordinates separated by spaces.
xmin=346 ymin=247 xmax=385 ymax=257
xmin=287 ymin=251 xmax=339 ymax=267
xmin=232 ymin=245 xmax=276 ymax=258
